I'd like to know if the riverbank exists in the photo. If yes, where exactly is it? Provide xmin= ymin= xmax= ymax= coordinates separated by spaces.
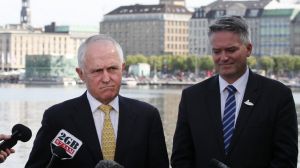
xmin=1 ymin=75 xmax=300 ymax=88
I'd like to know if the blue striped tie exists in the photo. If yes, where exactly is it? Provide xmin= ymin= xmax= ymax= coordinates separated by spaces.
xmin=223 ymin=85 xmax=237 ymax=155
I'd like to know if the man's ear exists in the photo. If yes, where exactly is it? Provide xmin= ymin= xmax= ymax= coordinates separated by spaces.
xmin=122 ymin=63 xmax=126 ymax=72
xmin=246 ymin=43 xmax=252 ymax=57
xmin=76 ymin=68 xmax=85 ymax=82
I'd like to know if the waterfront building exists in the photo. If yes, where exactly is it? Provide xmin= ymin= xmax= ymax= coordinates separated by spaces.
xmin=0 ymin=23 xmax=98 ymax=71
xmin=260 ymin=1 xmax=300 ymax=56
xmin=188 ymin=7 xmax=209 ymax=57
xmin=189 ymin=0 xmax=271 ymax=56
xmin=291 ymin=10 xmax=300 ymax=55
xmin=128 ymin=63 xmax=151 ymax=77
xmin=0 ymin=0 xmax=98 ymax=72
xmin=25 ymin=54 xmax=77 ymax=82
xmin=0 ymin=30 xmax=73 ymax=71
xmin=160 ymin=0 xmax=186 ymax=6
xmin=100 ymin=0 xmax=192 ymax=56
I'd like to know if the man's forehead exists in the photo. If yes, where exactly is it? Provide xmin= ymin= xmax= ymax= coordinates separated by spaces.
xmin=88 ymin=41 xmax=117 ymax=54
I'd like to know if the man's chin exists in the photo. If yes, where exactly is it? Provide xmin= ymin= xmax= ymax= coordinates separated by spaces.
xmin=219 ymin=70 xmax=236 ymax=78
xmin=97 ymin=94 xmax=117 ymax=103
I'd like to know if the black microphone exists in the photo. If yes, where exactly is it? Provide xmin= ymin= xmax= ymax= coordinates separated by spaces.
xmin=95 ymin=160 xmax=124 ymax=168
xmin=209 ymin=158 xmax=230 ymax=168
xmin=46 ymin=146 xmax=68 ymax=168
xmin=46 ymin=129 xmax=83 ymax=168
xmin=0 ymin=124 xmax=32 ymax=150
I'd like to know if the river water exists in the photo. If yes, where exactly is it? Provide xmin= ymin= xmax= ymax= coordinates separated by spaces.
xmin=0 ymin=84 xmax=299 ymax=168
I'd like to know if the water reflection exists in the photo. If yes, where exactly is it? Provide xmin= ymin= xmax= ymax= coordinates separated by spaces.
xmin=0 ymin=84 xmax=299 ymax=168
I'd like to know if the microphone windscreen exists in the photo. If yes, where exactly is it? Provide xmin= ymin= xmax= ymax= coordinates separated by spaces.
xmin=12 ymin=124 xmax=32 ymax=142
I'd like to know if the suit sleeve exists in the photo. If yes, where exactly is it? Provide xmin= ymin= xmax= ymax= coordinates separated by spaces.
xmin=171 ymin=90 xmax=195 ymax=168
xmin=25 ymin=109 xmax=58 ymax=168
xmin=270 ymin=88 xmax=298 ymax=168
xmin=148 ymin=107 xmax=170 ymax=168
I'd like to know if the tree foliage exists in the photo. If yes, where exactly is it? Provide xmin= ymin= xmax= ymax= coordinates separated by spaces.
xmin=124 ymin=54 xmax=300 ymax=76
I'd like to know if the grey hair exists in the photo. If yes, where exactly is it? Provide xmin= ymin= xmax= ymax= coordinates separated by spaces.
xmin=208 ymin=15 xmax=251 ymax=45
xmin=77 ymin=34 xmax=124 ymax=68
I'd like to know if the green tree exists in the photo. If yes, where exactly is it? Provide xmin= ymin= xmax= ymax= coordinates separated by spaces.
xmin=186 ymin=55 xmax=197 ymax=72
xmin=257 ymin=56 xmax=274 ymax=75
xmin=198 ymin=56 xmax=214 ymax=71
xmin=247 ymin=56 xmax=257 ymax=69
xmin=294 ymin=56 xmax=300 ymax=72
xmin=273 ymin=56 xmax=294 ymax=76
xmin=147 ymin=55 xmax=163 ymax=72
xmin=172 ymin=55 xmax=187 ymax=72
xmin=125 ymin=54 xmax=147 ymax=69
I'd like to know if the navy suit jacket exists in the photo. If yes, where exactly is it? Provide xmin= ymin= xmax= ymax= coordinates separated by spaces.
xmin=25 ymin=93 xmax=169 ymax=168
xmin=171 ymin=70 xmax=298 ymax=168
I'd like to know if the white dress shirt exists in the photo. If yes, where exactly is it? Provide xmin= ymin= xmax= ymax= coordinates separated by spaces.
xmin=219 ymin=68 xmax=249 ymax=126
xmin=86 ymin=91 xmax=119 ymax=147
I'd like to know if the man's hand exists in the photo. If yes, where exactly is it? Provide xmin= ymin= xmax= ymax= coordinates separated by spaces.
xmin=0 ymin=134 xmax=15 ymax=163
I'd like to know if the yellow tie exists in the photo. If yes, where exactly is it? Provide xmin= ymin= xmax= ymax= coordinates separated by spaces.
xmin=99 ymin=104 xmax=116 ymax=160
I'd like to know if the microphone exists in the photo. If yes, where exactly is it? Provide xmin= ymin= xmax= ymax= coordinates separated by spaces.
xmin=0 ymin=124 xmax=32 ymax=150
xmin=95 ymin=160 xmax=124 ymax=168
xmin=209 ymin=158 xmax=230 ymax=168
xmin=46 ymin=129 xmax=83 ymax=168
xmin=46 ymin=146 xmax=68 ymax=168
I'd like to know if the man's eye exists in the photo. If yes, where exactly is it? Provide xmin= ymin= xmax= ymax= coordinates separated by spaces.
xmin=213 ymin=50 xmax=221 ymax=54
xmin=95 ymin=69 xmax=103 ymax=73
xmin=90 ymin=69 xmax=102 ymax=75
xmin=108 ymin=67 xmax=118 ymax=71
xmin=226 ymin=47 xmax=238 ymax=53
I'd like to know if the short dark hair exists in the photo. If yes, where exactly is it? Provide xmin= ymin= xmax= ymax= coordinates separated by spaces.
xmin=208 ymin=15 xmax=251 ymax=44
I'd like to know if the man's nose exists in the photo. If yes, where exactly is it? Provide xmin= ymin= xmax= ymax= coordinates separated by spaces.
xmin=219 ymin=51 xmax=229 ymax=61
xmin=102 ymin=70 xmax=110 ymax=82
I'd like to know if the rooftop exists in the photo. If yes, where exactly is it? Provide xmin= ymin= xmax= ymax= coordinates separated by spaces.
xmin=105 ymin=4 xmax=191 ymax=15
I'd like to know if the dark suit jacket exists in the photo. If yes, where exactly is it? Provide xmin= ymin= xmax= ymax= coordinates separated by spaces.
xmin=171 ymin=70 xmax=298 ymax=168
xmin=25 ymin=93 xmax=169 ymax=168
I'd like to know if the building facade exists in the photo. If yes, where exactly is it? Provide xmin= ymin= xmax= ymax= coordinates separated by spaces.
xmin=160 ymin=0 xmax=186 ymax=6
xmin=260 ymin=0 xmax=300 ymax=56
xmin=189 ymin=0 xmax=300 ymax=56
xmin=189 ymin=0 xmax=271 ymax=56
xmin=260 ymin=9 xmax=294 ymax=56
xmin=189 ymin=7 xmax=209 ymax=56
xmin=0 ymin=31 xmax=73 ymax=70
xmin=0 ymin=24 xmax=98 ymax=71
xmin=291 ymin=11 xmax=300 ymax=55
xmin=100 ymin=4 xmax=192 ymax=56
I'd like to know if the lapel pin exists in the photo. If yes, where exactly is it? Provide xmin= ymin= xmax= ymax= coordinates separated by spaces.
xmin=244 ymin=100 xmax=254 ymax=106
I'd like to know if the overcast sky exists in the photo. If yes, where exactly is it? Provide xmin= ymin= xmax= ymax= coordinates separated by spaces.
xmin=0 ymin=0 xmax=214 ymax=27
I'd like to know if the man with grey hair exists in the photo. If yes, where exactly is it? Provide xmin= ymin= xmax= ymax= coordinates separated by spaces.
xmin=26 ymin=34 xmax=169 ymax=168
xmin=171 ymin=16 xmax=297 ymax=167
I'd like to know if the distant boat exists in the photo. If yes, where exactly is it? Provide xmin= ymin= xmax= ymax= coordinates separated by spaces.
xmin=122 ymin=77 xmax=138 ymax=86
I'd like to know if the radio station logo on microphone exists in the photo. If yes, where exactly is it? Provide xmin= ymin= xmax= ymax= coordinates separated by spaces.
xmin=51 ymin=129 xmax=82 ymax=158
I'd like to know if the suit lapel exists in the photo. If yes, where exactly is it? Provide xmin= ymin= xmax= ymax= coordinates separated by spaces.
xmin=206 ymin=76 xmax=225 ymax=154
xmin=114 ymin=96 xmax=137 ymax=162
xmin=70 ymin=92 xmax=102 ymax=162
xmin=228 ymin=71 xmax=261 ymax=153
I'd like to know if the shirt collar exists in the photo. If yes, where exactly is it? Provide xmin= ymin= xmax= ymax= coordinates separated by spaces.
xmin=86 ymin=91 xmax=119 ymax=113
xmin=219 ymin=68 xmax=249 ymax=93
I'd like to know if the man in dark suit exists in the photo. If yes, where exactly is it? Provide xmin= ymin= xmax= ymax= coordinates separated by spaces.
xmin=171 ymin=16 xmax=298 ymax=168
xmin=25 ymin=35 xmax=169 ymax=168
